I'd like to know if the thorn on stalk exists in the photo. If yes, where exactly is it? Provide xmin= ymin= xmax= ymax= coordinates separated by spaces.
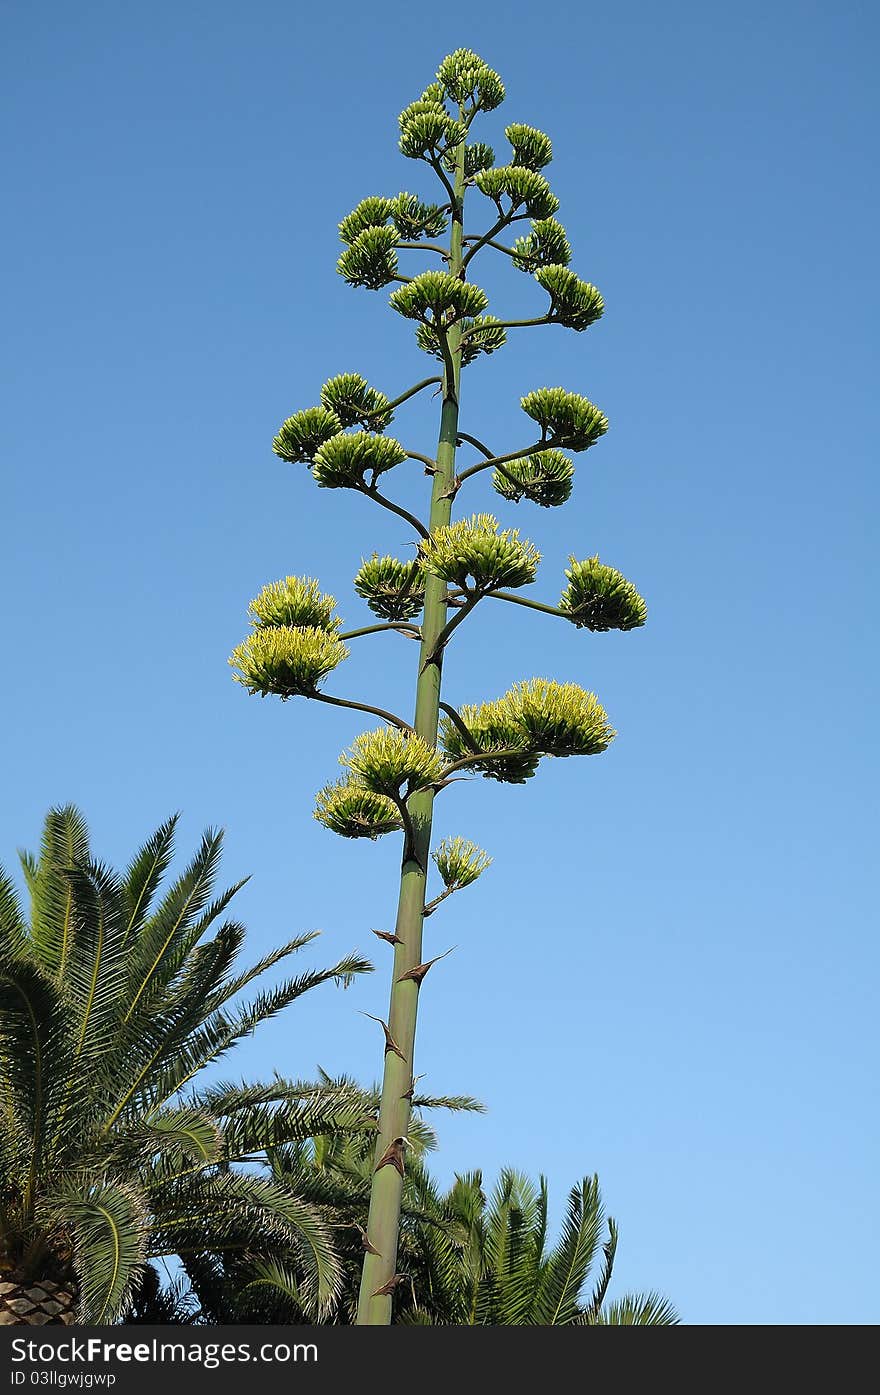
xmin=361 ymin=1012 xmax=407 ymax=1061
xmin=371 ymin=1272 xmax=409 ymax=1298
xmin=401 ymin=1072 xmax=426 ymax=1102
xmin=397 ymin=946 xmax=456 ymax=987
xmin=351 ymin=1223 xmax=382 ymax=1257
xmin=375 ymin=1135 xmax=411 ymax=1177
xmin=372 ymin=929 xmax=405 ymax=946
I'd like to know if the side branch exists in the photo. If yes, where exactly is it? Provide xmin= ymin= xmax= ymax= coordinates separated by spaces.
xmin=440 ymin=747 xmax=527 ymax=778
xmin=339 ymin=622 xmax=422 ymax=641
xmin=438 ymin=701 xmax=481 ymax=753
xmin=359 ymin=483 xmax=430 ymax=540
xmin=309 ymin=692 xmax=415 ymax=734
xmin=456 ymin=441 xmax=544 ymax=486
xmin=381 ymin=377 xmax=443 ymax=415
xmin=461 ymin=209 xmax=531 ymax=269
xmin=486 ymin=591 xmax=568 ymax=621
xmin=396 ymin=243 xmax=449 ymax=258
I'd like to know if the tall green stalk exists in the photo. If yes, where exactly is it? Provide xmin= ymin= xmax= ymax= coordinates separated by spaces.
xmin=355 ymin=133 xmax=467 ymax=1324
xmin=230 ymin=48 xmax=649 ymax=1326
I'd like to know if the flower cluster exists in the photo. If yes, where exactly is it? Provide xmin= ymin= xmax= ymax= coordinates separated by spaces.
xmin=440 ymin=680 xmax=614 ymax=781
xmin=559 ymin=556 xmax=647 ymax=631
xmin=340 ymin=726 xmax=444 ymax=797
xmin=520 ymin=388 xmax=609 ymax=451
xmin=353 ymin=555 xmax=426 ymax=621
xmin=432 ymin=836 xmax=492 ymax=891
xmin=492 ymin=451 xmax=574 ymax=508
xmin=229 ymin=627 xmax=348 ymax=699
xmin=420 ymin=513 xmax=540 ymax=592
xmin=314 ymin=778 xmax=404 ymax=840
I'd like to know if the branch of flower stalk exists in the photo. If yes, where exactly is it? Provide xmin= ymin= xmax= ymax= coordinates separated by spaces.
xmin=462 ymin=314 xmax=553 ymax=338
xmin=309 ymin=691 xmax=415 ymax=734
xmin=390 ymin=790 xmax=419 ymax=867
xmin=406 ymin=450 xmax=440 ymax=472
xmin=358 ymin=481 xmax=430 ymax=540
xmin=380 ymin=377 xmax=443 ymax=415
xmin=428 ymin=155 xmax=456 ymax=203
xmin=422 ymin=886 xmax=454 ymax=918
xmin=421 ymin=590 xmax=482 ymax=668
xmin=485 ymin=591 xmax=569 ymax=622
xmin=391 ymin=274 xmax=414 ymax=285
xmin=461 ymin=210 xmax=531 ymax=269
xmin=474 ymin=238 xmax=518 ymax=260
xmin=456 ymin=440 xmax=545 ymax=486
xmin=338 ymin=622 xmax=422 ymax=642
xmin=439 ymin=747 xmax=529 ymax=778
xmin=438 ymin=701 xmax=482 ymax=753
xmin=396 ymin=242 xmax=450 ymax=259
xmin=431 ymin=323 xmax=458 ymax=405
xmin=456 ymin=431 xmax=495 ymax=459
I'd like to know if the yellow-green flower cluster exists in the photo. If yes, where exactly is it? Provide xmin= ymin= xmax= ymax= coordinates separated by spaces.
xmin=320 ymin=373 xmax=393 ymax=431
xmin=512 ymin=218 xmax=572 ymax=272
xmin=390 ymin=271 xmax=488 ymax=325
xmin=536 ymin=266 xmax=604 ymax=332
xmin=521 ymin=387 xmax=609 ymax=451
xmin=559 ymin=556 xmax=647 ymax=632
xmin=229 ymin=626 xmax=348 ymax=699
xmin=337 ymin=226 xmax=399 ymax=290
xmin=420 ymin=513 xmax=540 ymax=592
xmin=492 ymin=451 xmax=574 ymax=508
xmin=504 ymin=123 xmax=552 ymax=170
xmin=248 ymin=576 xmax=340 ymax=632
xmin=417 ymin=315 xmax=507 ymax=366
xmin=433 ymin=836 xmax=492 ymax=891
xmin=314 ymin=778 xmax=404 ymax=840
xmin=474 ymin=165 xmax=559 ymax=219
xmin=273 ymin=406 xmax=341 ymax=464
xmin=340 ymin=726 xmax=444 ymax=797
xmin=311 ymin=431 xmax=407 ymax=490
xmin=354 ymin=554 xmax=425 ymax=621
xmin=435 ymin=48 xmax=505 ymax=111
xmin=440 ymin=679 xmax=615 ymax=782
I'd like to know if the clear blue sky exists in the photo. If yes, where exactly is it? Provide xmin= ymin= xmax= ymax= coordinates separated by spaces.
xmin=2 ymin=1 xmax=877 ymax=1325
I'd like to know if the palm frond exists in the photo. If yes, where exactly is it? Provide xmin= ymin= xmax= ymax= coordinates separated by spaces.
xmin=532 ymin=1174 xmax=604 ymax=1325
xmin=121 ymin=816 xmax=179 ymax=945
xmin=46 ymin=1174 xmax=148 ymax=1323
xmin=585 ymin=1290 xmax=680 ymax=1325
xmin=26 ymin=805 xmax=90 ymax=977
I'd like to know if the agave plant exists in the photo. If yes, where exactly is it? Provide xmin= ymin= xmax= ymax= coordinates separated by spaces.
xmin=230 ymin=47 xmax=649 ymax=1322
xmin=0 ymin=806 xmax=373 ymax=1325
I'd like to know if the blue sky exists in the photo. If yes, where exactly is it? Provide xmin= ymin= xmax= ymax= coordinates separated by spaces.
xmin=2 ymin=1 xmax=877 ymax=1324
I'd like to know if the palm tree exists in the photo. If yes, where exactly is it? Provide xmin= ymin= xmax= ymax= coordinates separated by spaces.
xmin=398 ymin=1168 xmax=678 ymax=1325
xmin=0 ymin=806 xmax=373 ymax=1326
xmin=172 ymin=1122 xmax=677 ymax=1325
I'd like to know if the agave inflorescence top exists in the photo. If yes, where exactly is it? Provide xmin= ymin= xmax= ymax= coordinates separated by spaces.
xmin=229 ymin=47 xmax=648 ymax=1324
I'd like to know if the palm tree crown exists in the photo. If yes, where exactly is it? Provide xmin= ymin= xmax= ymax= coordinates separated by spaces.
xmin=0 ymin=806 xmax=372 ymax=1323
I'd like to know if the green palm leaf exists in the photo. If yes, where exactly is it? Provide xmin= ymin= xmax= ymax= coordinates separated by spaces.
xmin=532 ymin=1175 xmax=604 ymax=1325
xmin=585 ymin=1291 xmax=680 ymax=1325
xmin=26 ymin=805 xmax=90 ymax=977
xmin=46 ymin=1175 xmax=148 ymax=1323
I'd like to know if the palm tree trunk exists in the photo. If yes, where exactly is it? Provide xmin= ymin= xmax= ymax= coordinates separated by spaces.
xmin=0 ymin=1275 xmax=77 ymax=1325
xmin=355 ymin=126 xmax=468 ymax=1325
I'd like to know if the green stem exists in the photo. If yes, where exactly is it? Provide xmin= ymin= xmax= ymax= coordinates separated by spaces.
xmin=486 ymin=590 xmax=569 ymax=621
xmin=355 ymin=123 xmax=468 ymax=1327
xmin=309 ymin=691 xmax=414 ymax=733
xmin=338 ymin=622 xmax=421 ymax=641
xmin=456 ymin=440 xmax=544 ymax=486
xmin=358 ymin=482 xmax=429 ymax=539
xmin=381 ymin=377 xmax=443 ymax=415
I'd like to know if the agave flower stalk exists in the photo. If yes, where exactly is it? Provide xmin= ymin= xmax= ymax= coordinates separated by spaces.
xmin=230 ymin=48 xmax=648 ymax=1324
